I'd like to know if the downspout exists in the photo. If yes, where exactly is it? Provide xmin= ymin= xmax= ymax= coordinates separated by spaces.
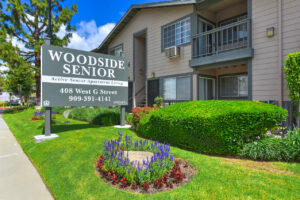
xmin=278 ymin=0 xmax=283 ymax=103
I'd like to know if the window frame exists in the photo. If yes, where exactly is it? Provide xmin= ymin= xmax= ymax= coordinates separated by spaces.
xmin=161 ymin=75 xmax=193 ymax=101
xmin=218 ymin=73 xmax=248 ymax=99
xmin=108 ymin=43 xmax=124 ymax=57
xmin=161 ymin=14 xmax=192 ymax=51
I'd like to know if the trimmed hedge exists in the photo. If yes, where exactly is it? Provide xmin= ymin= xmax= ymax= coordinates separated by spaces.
xmin=69 ymin=107 xmax=120 ymax=126
xmin=137 ymin=101 xmax=288 ymax=155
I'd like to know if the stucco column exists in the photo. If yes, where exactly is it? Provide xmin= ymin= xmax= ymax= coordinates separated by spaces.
xmin=192 ymin=73 xmax=198 ymax=101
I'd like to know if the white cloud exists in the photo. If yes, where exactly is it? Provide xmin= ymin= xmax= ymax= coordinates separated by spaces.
xmin=0 ymin=36 xmax=29 ymax=72
xmin=57 ymin=20 xmax=115 ymax=51
xmin=25 ymin=13 xmax=34 ymax=22
xmin=0 ymin=60 xmax=8 ymax=72
xmin=11 ymin=37 xmax=28 ymax=52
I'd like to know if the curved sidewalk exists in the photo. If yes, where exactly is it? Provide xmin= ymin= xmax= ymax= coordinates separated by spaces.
xmin=0 ymin=113 xmax=54 ymax=200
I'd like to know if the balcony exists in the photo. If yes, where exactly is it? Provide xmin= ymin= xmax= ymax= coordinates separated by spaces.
xmin=190 ymin=19 xmax=253 ymax=68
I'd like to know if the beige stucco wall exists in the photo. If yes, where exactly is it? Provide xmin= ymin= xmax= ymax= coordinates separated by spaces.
xmin=252 ymin=0 xmax=300 ymax=102
xmin=216 ymin=1 xmax=247 ymax=23
xmin=106 ymin=0 xmax=300 ymax=102
xmin=197 ymin=0 xmax=247 ymax=24
xmin=108 ymin=5 xmax=194 ymax=81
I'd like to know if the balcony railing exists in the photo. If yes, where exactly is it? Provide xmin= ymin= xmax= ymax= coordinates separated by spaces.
xmin=192 ymin=19 xmax=251 ymax=58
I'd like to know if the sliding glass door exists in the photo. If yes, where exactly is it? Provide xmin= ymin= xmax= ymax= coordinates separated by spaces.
xmin=198 ymin=76 xmax=215 ymax=100
xmin=197 ymin=17 xmax=215 ymax=57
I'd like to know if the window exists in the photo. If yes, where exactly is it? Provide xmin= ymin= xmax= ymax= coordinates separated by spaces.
xmin=114 ymin=46 xmax=123 ymax=57
xmin=197 ymin=17 xmax=215 ymax=56
xmin=163 ymin=76 xmax=191 ymax=100
xmin=198 ymin=76 xmax=215 ymax=100
xmin=110 ymin=45 xmax=123 ymax=57
xmin=163 ymin=17 xmax=191 ymax=49
xmin=220 ymin=74 xmax=248 ymax=98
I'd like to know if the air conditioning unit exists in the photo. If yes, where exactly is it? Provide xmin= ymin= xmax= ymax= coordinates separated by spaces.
xmin=165 ymin=46 xmax=180 ymax=59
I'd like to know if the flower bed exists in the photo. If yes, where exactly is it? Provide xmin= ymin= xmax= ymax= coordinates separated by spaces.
xmin=31 ymin=117 xmax=57 ymax=121
xmin=96 ymin=136 xmax=197 ymax=193
xmin=31 ymin=111 xmax=57 ymax=120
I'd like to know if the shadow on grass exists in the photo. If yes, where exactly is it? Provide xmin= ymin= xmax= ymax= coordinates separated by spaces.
xmin=52 ymin=123 xmax=100 ymax=134
xmin=2 ymin=109 xmax=27 ymax=114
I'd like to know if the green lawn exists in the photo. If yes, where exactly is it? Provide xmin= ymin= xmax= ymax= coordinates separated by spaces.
xmin=3 ymin=108 xmax=300 ymax=200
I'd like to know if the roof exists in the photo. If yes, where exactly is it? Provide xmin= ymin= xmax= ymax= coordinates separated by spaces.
xmin=93 ymin=0 xmax=198 ymax=53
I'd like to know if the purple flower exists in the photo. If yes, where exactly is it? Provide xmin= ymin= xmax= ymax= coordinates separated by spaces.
xmin=170 ymin=155 xmax=174 ymax=161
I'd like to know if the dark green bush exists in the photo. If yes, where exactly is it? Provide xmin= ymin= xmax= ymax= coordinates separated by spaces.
xmin=284 ymin=52 xmax=300 ymax=102
xmin=241 ymin=128 xmax=300 ymax=162
xmin=0 ymin=102 xmax=9 ymax=107
xmin=137 ymin=101 xmax=287 ymax=155
xmin=241 ymin=138 xmax=283 ymax=161
xmin=69 ymin=107 xmax=131 ymax=126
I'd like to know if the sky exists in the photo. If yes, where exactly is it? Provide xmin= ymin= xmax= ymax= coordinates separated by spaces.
xmin=0 ymin=0 xmax=165 ymax=71
xmin=60 ymin=0 xmax=164 ymax=51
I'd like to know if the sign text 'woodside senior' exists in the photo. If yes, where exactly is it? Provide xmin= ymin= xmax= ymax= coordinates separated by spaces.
xmin=41 ymin=45 xmax=129 ymax=107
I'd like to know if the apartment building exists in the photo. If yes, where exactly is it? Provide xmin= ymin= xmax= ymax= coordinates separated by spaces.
xmin=94 ymin=0 xmax=300 ymax=109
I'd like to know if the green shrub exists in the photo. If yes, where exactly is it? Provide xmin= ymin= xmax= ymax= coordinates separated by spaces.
xmin=69 ymin=107 xmax=131 ymax=126
xmin=137 ymin=101 xmax=287 ymax=155
xmin=154 ymin=96 xmax=164 ymax=108
xmin=284 ymin=52 xmax=300 ymax=102
xmin=131 ymin=107 xmax=158 ymax=127
xmin=125 ymin=113 xmax=133 ymax=125
xmin=241 ymin=128 xmax=300 ymax=162
xmin=0 ymin=102 xmax=9 ymax=107
xmin=241 ymin=137 xmax=283 ymax=161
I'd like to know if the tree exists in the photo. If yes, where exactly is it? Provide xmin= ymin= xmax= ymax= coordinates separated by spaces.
xmin=0 ymin=0 xmax=77 ymax=102
xmin=0 ymin=75 xmax=4 ymax=91
xmin=2 ymin=64 xmax=34 ymax=102
xmin=284 ymin=52 xmax=300 ymax=126
xmin=284 ymin=52 xmax=300 ymax=103
xmin=0 ymin=27 xmax=34 ymax=102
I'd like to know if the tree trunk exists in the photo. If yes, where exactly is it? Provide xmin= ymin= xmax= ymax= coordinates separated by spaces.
xmin=35 ymin=74 xmax=41 ymax=104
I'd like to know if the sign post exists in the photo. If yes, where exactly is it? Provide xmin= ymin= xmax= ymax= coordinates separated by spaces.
xmin=120 ymin=106 xmax=125 ymax=126
xmin=33 ymin=0 xmax=54 ymax=142
xmin=44 ymin=37 xmax=52 ymax=137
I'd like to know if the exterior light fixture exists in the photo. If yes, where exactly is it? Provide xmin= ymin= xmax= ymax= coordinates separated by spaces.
xmin=151 ymin=72 xmax=155 ymax=78
xmin=266 ymin=27 xmax=275 ymax=38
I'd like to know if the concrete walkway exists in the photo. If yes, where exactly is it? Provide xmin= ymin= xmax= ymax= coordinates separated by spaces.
xmin=0 ymin=112 xmax=54 ymax=200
